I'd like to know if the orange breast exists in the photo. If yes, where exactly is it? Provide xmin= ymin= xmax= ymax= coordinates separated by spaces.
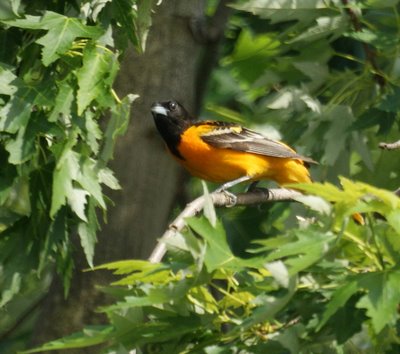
xmin=177 ymin=125 xmax=311 ymax=185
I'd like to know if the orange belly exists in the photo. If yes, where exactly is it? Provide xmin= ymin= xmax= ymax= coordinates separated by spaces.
xmin=177 ymin=126 xmax=311 ymax=185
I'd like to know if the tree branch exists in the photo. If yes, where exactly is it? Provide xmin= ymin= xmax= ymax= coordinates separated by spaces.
xmin=0 ymin=293 xmax=46 ymax=343
xmin=148 ymin=188 xmax=302 ymax=263
xmin=341 ymin=0 xmax=385 ymax=87
xmin=379 ymin=140 xmax=400 ymax=150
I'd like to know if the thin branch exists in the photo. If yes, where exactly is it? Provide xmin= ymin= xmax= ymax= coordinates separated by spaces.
xmin=341 ymin=0 xmax=385 ymax=87
xmin=191 ymin=0 xmax=233 ymax=112
xmin=379 ymin=140 xmax=400 ymax=150
xmin=148 ymin=188 xmax=302 ymax=263
xmin=0 ymin=294 xmax=46 ymax=342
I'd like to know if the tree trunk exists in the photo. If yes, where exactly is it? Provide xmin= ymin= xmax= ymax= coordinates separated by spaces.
xmin=32 ymin=1 xmax=205 ymax=352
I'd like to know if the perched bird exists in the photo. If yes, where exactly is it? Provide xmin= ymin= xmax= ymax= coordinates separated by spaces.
xmin=151 ymin=100 xmax=315 ymax=190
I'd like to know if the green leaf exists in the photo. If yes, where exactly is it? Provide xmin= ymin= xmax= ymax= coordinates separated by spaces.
xmin=76 ymin=157 xmax=106 ymax=209
xmin=110 ymin=0 xmax=147 ymax=51
xmin=98 ymin=168 xmax=121 ymax=190
xmin=265 ymin=261 xmax=289 ymax=288
xmin=0 ymin=84 xmax=35 ymax=133
xmin=289 ymin=15 xmax=347 ymax=43
xmin=328 ymin=296 xmax=366 ymax=344
xmin=0 ymin=63 xmax=18 ymax=95
xmin=1 ymin=14 xmax=42 ymax=29
xmin=112 ymin=269 xmax=171 ymax=286
xmin=320 ymin=271 xmax=400 ymax=334
xmin=67 ymin=187 xmax=89 ymax=221
xmin=322 ymin=106 xmax=354 ymax=165
xmin=365 ymin=0 xmax=399 ymax=6
xmin=105 ymin=279 xmax=193 ymax=311
xmin=133 ymin=0 xmax=157 ymax=52
xmin=93 ymin=259 xmax=164 ymax=275
xmin=233 ymin=277 xmax=297 ymax=333
xmin=261 ymin=229 xmax=335 ymax=275
xmin=261 ymin=230 xmax=332 ymax=261
xmin=36 ymin=12 xmax=103 ymax=66
xmin=0 ymin=0 xmax=20 ymax=20
xmin=186 ymin=216 xmax=234 ymax=272
xmin=51 ymin=146 xmax=79 ymax=217
xmin=356 ymin=271 xmax=400 ymax=333
xmin=76 ymin=43 xmax=117 ymax=114
xmin=39 ymin=208 xmax=68 ymax=274
xmin=188 ymin=286 xmax=219 ymax=314
xmin=4 ymin=113 xmax=48 ymax=164
xmin=293 ymin=194 xmax=332 ymax=215
xmin=186 ymin=216 xmax=263 ymax=271
xmin=202 ymin=181 xmax=216 ymax=227
xmin=231 ymin=0 xmax=332 ymax=24
xmin=4 ymin=12 xmax=102 ymax=65
xmin=0 ymin=272 xmax=21 ymax=307
xmin=0 ymin=78 xmax=53 ymax=134
xmin=84 ymin=111 xmax=102 ymax=154
xmin=49 ymin=78 xmax=74 ymax=122
xmin=93 ymin=260 xmax=171 ymax=285
xmin=387 ymin=209 xmax=400 ymax=235
xmin=100 ymin=94 xmax=137 ymax=163
xmin=51 ymin=143 xmax=107 ymax=221
xmin=318 ymin=279 xmax=359 ymax=330
xmin=78 ymin=199 xmax=98 ymax=268
xmin=346 ymin=28 xmax=399 ymax=51
xmin=205 ymin=103 xmax=245 ymax=123
xmin=3 ymin=176 xmax=31 ymax=216
xmin=5 ymin=125 xmax=33 ymax=164
xmin=224 ymin=29 xmax=281 ymax=83
xmin=21 ymin=325 xmax=114 ymax=353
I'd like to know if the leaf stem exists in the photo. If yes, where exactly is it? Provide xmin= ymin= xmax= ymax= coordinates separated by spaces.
xmin=209 ymin=282 xmax=248 ymax=307
xmin=111 ymin=89 xmax=122 ymax=104
xmin=340 ymin=228 xmax=383 ymax=271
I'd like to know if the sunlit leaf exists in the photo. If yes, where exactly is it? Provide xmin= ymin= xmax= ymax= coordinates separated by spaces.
xmin=36 ymin=12 xmax=102 ymax=66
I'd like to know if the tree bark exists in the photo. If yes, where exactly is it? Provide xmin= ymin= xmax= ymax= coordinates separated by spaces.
xmin=32 ymin=1 xmax=205 ymax=352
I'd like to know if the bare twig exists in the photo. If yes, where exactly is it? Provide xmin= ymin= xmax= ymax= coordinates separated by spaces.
xmin=379 ymin=140 xmax=400 ymax=150
xmin=341 ymin=0 xmax=385 ymax=87
xmin=148 ymin=188 xmax=302 ymax=263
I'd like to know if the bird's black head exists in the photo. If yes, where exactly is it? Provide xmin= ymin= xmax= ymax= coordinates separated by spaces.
xmin=151 ymin=100 xmax=194 ymax=127
xmin=151 ymin=100 xmax=195 ymax=158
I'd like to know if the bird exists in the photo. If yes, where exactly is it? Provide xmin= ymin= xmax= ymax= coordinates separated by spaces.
xmin=151 ymin=100 xmax=315 ymax=191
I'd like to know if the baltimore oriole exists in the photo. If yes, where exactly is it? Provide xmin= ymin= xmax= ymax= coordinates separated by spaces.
xmin=151 ymin=100 xmax=315 ymax=190
xmin=151 ymin=100 xmax=364 ymax=224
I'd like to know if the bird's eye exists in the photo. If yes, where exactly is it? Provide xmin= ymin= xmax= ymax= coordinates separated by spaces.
xmin=169 ymin=101 xmax=177 ymax=111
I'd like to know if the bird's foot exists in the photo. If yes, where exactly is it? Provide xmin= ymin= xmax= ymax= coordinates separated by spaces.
xmin=213 ymin=187 xmax=237 ymax=207
xmin=247 ymin=181 xmax=270 ymax=199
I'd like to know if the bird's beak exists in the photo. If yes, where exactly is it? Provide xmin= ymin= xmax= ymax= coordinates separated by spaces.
xmin=151 ymin=103 xmax=168 ymax=116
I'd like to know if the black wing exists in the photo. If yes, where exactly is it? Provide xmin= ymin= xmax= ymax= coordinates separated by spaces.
xmin=201 ymin=124 xmax=316 ymax=164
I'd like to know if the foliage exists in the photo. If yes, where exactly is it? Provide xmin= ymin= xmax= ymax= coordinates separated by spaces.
xmin=0 ymin=0 xmax=156 ymax=348
xmin=24 ymin=180 xmax=400 ymax=353
xmin=207 ymin=0 xmax=400 ymax=191
xmin=5 ymin=0 xmax=400 ymax=352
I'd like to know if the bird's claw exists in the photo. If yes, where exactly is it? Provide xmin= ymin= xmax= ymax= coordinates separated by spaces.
xmin=214 ymin=188 xmax=237 ymax=207
xmin=223 ymin=190 xmax=237 ymax=207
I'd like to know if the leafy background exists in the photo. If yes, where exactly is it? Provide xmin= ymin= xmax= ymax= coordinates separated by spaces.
xmin=1 ymin=0 xmax=400 ymax=353
xmin=0 ymin=0 xmax=150 ymax=351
